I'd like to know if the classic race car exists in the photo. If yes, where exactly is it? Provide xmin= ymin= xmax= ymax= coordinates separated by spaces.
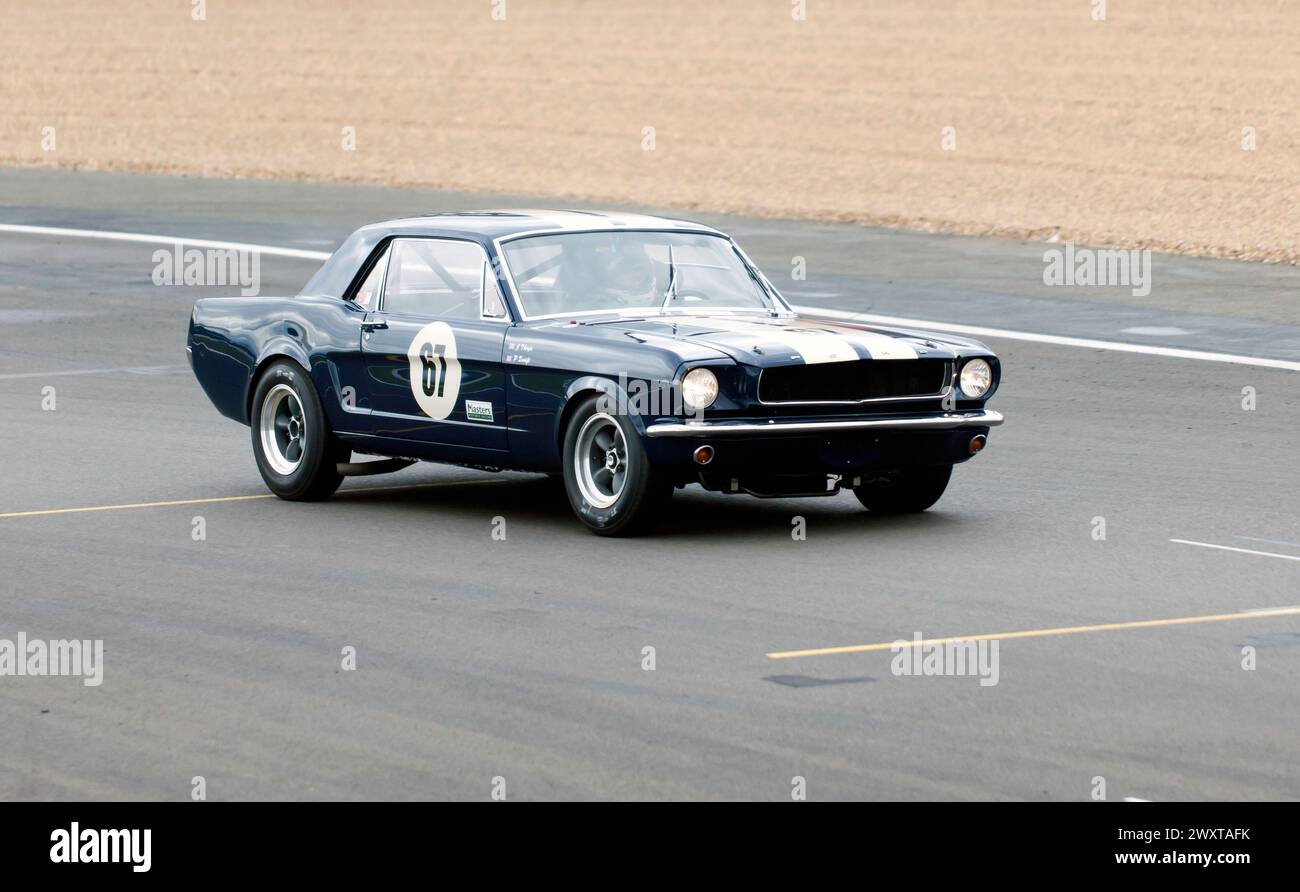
xmin=187 ymin=211 xmax=1003 ymax=535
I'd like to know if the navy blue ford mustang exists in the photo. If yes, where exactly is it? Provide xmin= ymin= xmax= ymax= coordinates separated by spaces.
xmin=187 ymin=210 xmax=1003 ymax=535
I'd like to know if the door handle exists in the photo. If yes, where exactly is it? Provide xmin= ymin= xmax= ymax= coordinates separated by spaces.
xmin=361 ymin=318 xmax=388 ymax=332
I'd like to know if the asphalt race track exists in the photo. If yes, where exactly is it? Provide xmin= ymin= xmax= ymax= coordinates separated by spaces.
xmin=1 ymin=169 xmax=1297 ymax=801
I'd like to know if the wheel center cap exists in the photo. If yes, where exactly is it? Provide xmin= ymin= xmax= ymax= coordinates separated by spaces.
xmin=605 ymin=449 xmax=619 ymax=471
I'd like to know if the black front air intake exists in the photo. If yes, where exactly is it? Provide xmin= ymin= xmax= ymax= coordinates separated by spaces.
xmin=758 ymin=359 xmax=950 ymax=404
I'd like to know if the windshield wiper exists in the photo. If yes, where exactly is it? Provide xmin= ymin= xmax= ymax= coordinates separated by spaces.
xmin=660 ymin=244 xmax=678 ymax=309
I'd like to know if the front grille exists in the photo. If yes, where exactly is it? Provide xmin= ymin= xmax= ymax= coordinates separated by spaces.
xmin=758 ymin=359 xmax=950 ymax=404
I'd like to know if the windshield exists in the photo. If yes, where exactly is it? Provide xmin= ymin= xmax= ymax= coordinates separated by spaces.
xmin=500 ymin=231 xmax=783 ymax=318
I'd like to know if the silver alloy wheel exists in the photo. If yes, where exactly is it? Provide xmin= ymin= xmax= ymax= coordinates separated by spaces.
xmin=574 ymin=412 xmax=628 ymax=509
xmin=259 ymin=383 xmax=306 ymax=475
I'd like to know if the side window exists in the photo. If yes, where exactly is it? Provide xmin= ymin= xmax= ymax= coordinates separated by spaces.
xmin=352 ymin=247 xmax=388 ymax=310
xmin=382 ymin=239 xmax=483 ymax=320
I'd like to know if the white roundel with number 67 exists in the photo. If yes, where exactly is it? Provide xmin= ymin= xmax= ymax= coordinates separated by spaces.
xmin=407 ymin=321 xmax=461 ymax=419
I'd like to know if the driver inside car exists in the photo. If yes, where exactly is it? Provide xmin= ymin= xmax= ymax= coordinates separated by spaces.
xmin=604 ymin=247 xmax=662 ymax=306
xmin=555 ymin=237 xmax=664 ymax=309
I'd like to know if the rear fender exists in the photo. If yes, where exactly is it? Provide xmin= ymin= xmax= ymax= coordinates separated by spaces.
xmin=247 ymin=338 xmax=313 ymax=423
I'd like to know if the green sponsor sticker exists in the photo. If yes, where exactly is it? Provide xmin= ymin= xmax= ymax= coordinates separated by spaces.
xmin=465 ymin=399 xmax=494 ymax=423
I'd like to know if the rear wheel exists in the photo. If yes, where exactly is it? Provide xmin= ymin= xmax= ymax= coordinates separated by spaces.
xmin=250 ymin=361 xmax=345 ymax=501
xmin=561 ymin=396 xmax=671 ymax=536
xmin=852 ymin=464 xmax=952 ymax=514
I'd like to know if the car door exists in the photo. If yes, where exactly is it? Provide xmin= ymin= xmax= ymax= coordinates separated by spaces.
xmin=358 ymin=237 xmax=510 ymax=453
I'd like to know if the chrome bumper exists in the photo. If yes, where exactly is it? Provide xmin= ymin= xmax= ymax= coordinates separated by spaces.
xmin=644 ymin=409 xmax=1003 ymax=438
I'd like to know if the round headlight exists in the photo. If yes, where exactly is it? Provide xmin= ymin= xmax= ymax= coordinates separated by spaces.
xmin=959 ymin=359 xmax=993 ymax=398
xmin=681 ymin=367 xmax=719 ymax=410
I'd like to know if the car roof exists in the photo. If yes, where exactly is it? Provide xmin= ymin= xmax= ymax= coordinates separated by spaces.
xmin=299 ymin=209 xmax=724 ymax=300
xmin=361 ymin=209 xmax=721 ymax=240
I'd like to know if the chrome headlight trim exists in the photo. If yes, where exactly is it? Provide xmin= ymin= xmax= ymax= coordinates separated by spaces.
xmin=680 ymin=367 xmax=719 ymax=411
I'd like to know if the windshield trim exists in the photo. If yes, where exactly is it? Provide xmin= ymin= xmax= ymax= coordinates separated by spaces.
xmin=492 ymin=228 xmax=792 ymax=322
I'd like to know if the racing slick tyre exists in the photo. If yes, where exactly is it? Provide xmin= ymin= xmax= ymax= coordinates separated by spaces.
xmin=562 ymin=395 xmax=672 ymax=536
xmin=250 ymin=360 xmax=346 ymax=501
xmin=852 ymin=464 xmax=953 ymax=514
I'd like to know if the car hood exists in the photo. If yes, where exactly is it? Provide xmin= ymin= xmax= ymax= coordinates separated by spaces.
xmin=555 ymin=312 xmax=985 ymax=367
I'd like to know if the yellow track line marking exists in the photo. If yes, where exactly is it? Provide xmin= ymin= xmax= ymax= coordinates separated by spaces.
xmin=766 ymin=606 xmax=1300 ymax=660
xmin=0 ymin=494 xmax=273 ymax=518
xmin=0 ymin=480 xmax=507 ymax=519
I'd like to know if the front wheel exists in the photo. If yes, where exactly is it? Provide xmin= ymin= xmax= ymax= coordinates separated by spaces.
xmin=250 ymin=361 xmax=345 ymax=501
xmin=852 ymin=464 xmax=952 ymax=514
xmin=561 ymin=396 xmax=671 ymax=536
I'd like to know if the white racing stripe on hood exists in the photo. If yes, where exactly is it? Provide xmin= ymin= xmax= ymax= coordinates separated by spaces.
xmin=693 ymin=317 xmax=856 ymax=363
xmin=694 ymin=317 xmax=918 ymax=363
xmin=836 ymin=327 xmax=920 ymax=360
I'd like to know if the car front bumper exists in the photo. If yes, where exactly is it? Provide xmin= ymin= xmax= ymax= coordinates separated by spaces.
xmin=641 ymin=409 xmax=1002 ymax=479
xmin=644 ymin=408 xmax=1003 ymax=437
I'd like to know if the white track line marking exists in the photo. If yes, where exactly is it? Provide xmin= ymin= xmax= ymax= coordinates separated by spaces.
xmin=0 ymin=364 xmax=182 ymax=381
xmin=1234 ymin=535 xmax=1300 ymax=551
xmin=0 ymin=224 xmax=331 ymax=261
xmin=1170 ymin=539 xmax=1300 ymax=563
xmin=795 ymin=306 xmax=1300 ymax=372
xmin=2 ymin=224 xmax=1295 ymax=371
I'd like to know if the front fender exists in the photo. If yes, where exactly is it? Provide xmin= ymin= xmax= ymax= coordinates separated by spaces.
xmin=561 ymin=374 xmax=649 ymax=439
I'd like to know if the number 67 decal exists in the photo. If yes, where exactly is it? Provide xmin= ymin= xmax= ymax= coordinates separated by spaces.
xmin=420 ymin=343 xmax=447 ymax=398
xmin=407 ymin=321 xmax=461 ymax=419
